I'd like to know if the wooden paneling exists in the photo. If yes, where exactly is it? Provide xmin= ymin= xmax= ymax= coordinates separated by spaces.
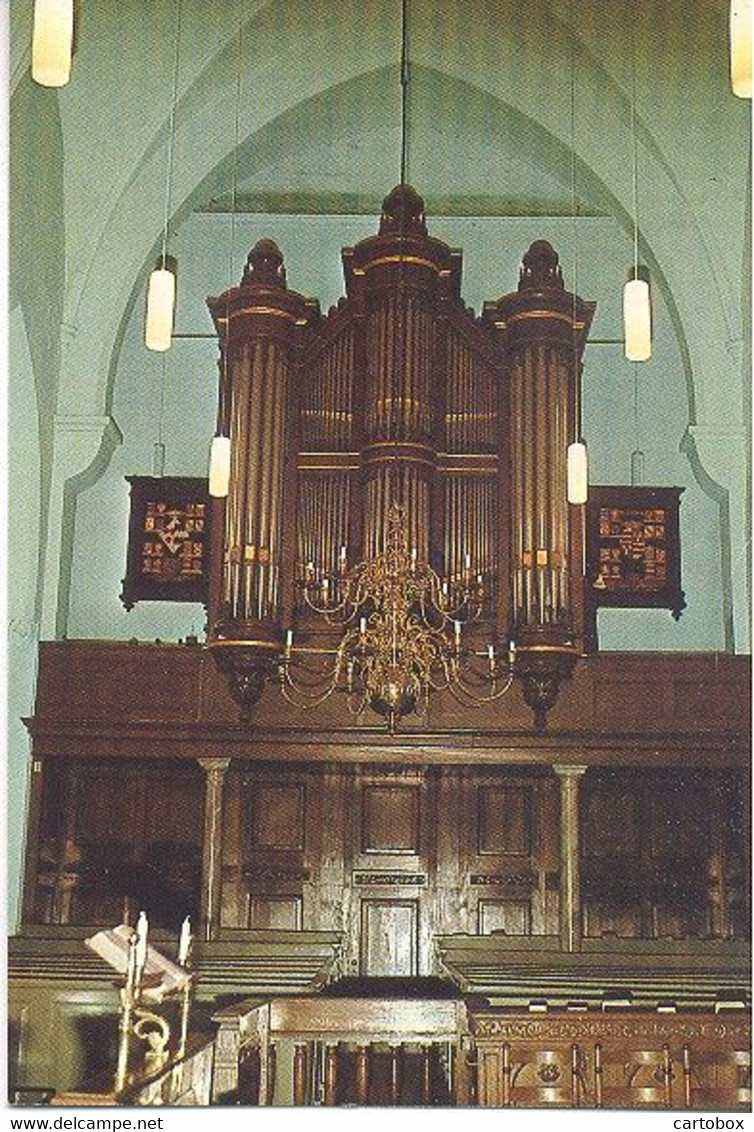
xmin=582 ymin=894 xmax=642 ymax=941
xmin=462 ymin=771 xmax=554 ymax=939
xmin=478 ymin=899 xmax=531 ymax=936
xmin=27 ymin=757 xmax=748 ymax=957
xmin=248 ymin=896 xmax=302 ymax=931
xmin=359 ymin=900 xmax=418 ymax=976
xmin=29 ymin=644 xmax=751 ymax=759
xmin=249 ymin=785 xmax=304 ymax=851
xmin=361 ymin=786 xmax=420 ymax=855
xmin=582 ymin=790 xmax=639 ymax=858
xmin=649 ymin=787 xmax=708 ymax=859
xmin=477 ymin=785 xmax=532 ymax=856
xmin=34 ymin=642 xmax=203 ymax=723
xmin=581 ymin=770 xmax=745 ymax=941
xmin=673 ymin=678 xmax=745 ymax=728
xmin=593 ymin=679 xmax=664 ymax=731
xmin=472 ymin=1012 xmax=751 ymax=1111
xmin=32 ymin=759 xmax=203 ymax=929
xmin=234 ymin=773 xmax=310 ymax=935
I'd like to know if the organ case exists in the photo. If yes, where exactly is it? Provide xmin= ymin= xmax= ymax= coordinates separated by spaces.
xmin=206 ymin=186 xmax=594 ymax=727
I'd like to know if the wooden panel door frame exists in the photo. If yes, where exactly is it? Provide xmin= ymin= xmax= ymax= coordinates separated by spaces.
xmin=460 ymin=767 xmax=557 ymax=939
xmin=345 ymin=766 xmax=433 ymax=976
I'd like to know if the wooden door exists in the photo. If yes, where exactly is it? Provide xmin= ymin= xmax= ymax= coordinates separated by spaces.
xmin=347 ymin=770 xmax=431 ymax=975
xmin=360 ymin=899 xmax=418 ymax=975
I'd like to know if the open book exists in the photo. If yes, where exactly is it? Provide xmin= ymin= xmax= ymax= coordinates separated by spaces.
xmin=85 ymin=924 xmax=190 ymax=1001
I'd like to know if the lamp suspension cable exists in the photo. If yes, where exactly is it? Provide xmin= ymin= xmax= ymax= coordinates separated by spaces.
xmin=278 ymin=0 xmax=514 ymax=729
xmin=566 ymin=13 xmax=588 ymax=505
xmin=630 ymin=362 xmax=645 ymax=484
xmin=384 ymin=0 xmax=410 ymax=512
xmin=145 ymin=0 xmax=183 ymax=352
xmin=209 ymin=0 xmax=245 ymax=499
xmin=623 ymin=15 xmax=652 ymax=362
xmin=399 ymin=0 xmax=409 ymax=185
xmin=31 ymin=0 xmax=74 ymax=88
xmin=152 ymin=354 xmax=168 ymax=477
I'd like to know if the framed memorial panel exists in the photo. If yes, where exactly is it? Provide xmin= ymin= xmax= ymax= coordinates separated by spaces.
xmin=121 ymin=476 xmax=210 ymax=609
xmin=586 ymin=486 xmax=685 ymax=636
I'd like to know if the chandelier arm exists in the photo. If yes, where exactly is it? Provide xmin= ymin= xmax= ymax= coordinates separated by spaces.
xmin=282 ymin=665 xmax=340 ymax=693
xmin=278 ymin=667 xmax=342 ymax=708
xmin=301 ymin=590 xmax=354 ymax=619
xmin=427 ymin=668 xmax=454 ymax=693
xmin=345 ymin=689 xmax=370 ymax=716
xmin=447 ymin=672 xmax=516 ymax=706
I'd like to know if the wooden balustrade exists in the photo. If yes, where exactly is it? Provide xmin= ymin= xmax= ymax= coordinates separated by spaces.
xmin=212 ymin=993 xmax=468 ymax=1105
xmin=212 ymin=995 xmax=750 ymax=1109
xmin=471 ymin=1010 xmax=751 ymax=1110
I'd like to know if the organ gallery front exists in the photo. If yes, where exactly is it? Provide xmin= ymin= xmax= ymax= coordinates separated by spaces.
xmin=11 ymin=189 xmax=750 ymax=1108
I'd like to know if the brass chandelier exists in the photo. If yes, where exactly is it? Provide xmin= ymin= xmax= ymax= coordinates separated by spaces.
xmin=280 ymin=503 xmax=516 ymax=730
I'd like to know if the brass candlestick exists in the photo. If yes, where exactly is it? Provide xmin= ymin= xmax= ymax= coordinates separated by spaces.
xmin=112 ymin=917 xmax=195 ymax=1097
xmin=114 ymin=933 xmax=139 ymax=1095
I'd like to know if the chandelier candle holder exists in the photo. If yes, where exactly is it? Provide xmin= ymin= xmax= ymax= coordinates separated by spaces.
xmin=280 ymin=503 xmax=515 ymax=730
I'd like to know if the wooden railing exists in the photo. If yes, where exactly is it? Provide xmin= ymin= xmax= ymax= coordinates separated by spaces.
xmin=212 ymin=995 xmax=472 ymax=1105
xmin=470 ymin=1010 xmax=751 ymax=1109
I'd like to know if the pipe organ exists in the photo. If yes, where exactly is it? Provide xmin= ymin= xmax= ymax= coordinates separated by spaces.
xmin=206 ymin=186 xmax=595 ymax=727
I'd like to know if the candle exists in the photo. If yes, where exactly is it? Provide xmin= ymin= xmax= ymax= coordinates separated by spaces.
xmin=411 ymin=548 xmax=417 ymax=571
xmin=464 ymin=553 xmax=471 ymax=572
xmin=454 ymin=621 xmax=461 ymax=647
xmin=178 ymin=916 xmax=192 ymax=966
xmin=285 ymin=629 xmax=293 ymax=657
xmin=135 ymin=910 xmax=148 ymax=976
xmin=322 ymin=577 xmax=329 ymax=596
xmin=306 ymin=561 xmax=314 ymax=579
xmin=359 ymin=617 xmax=367 ymax=638
xmin=125 ymin=933 xmax=138 ymax=991
xmin=508 ymin=640 xmax=517 ymax=666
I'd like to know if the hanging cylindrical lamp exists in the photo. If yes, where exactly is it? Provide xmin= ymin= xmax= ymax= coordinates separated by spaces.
xmin=623 ymin=20 xmax=652 ymax=362
xmin=567 ymin=441 xmax=588 ymax=505
xmin=623 ymin=276 xmax=652 ymax=361
xmin=31 ymin=0 xmax=73 ymax=87
xmin=566 ymin=35 xmax=589 ymax=511
xmin=730 ymin=0 xmax=752 ymax=97
xmin=145 ymin=0 xmax=182 ymax=352
xmin=208 ymin=435 xmax=231 ymax=498
xmin=145 ymin=264 xmax=176 ymax=352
